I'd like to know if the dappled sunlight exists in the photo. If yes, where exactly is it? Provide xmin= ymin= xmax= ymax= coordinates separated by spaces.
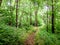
xmin=0 ymin=0 xmax=60 ymax=45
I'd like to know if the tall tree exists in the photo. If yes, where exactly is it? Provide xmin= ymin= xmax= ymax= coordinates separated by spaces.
xmin=30 ymin=12 xmax=32 ymax=25
xmin=8 ymin=0 xmax=12 ymax=25
xmin=16 ymin=0 xmax=18 ymax=27
xmin=19 ymin=11 xmax=23 ymax=27
xmin=0 ymin=0 xmax=2 ymax=6
xmin=52 ymin=0 xmax=55 ymax=33
xmin=46 ymin=0 xmax=48 ymax=32
xmin=35 ymin=7 xmax=38 ymax=26
xmin=31 ymin=0 xmax=39 ymax=26
xmin=30 ymin=2 xmax=32 ymax=25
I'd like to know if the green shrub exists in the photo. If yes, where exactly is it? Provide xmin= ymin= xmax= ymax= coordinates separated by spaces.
xmin=35 ymin=30 xmax=58 ymax=45
xmin=0 ymin=24 xmax=28 ymax=45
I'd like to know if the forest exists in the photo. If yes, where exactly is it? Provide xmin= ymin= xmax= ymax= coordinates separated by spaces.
xmin=0 ymin=0 xmax=60 ymax=45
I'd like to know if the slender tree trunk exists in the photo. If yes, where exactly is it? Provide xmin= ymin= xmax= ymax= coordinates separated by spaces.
xmin=52 ymin=0 xmax=55 ymax=33
xmin=0 ymin=0 xmax=2 ymax=6
xmin=27 ymin=15 xmax=28 ymax=22
xmin=16 ymin=0 xmax=18 ymax=27
xmin=30 ymin=12 xmax=32 ymax=25
xmin=19 ymin=15 xmax=22 ymax=27
xmin=34 ymin=2 xmax=39 ymax=26
xmin=19 ymin=12 xmax=23 ymax=27
xmin=47 ymin=8 xmax=48 ymax=32
xmin=30 ymin=2 xmax=32 ymax=25
xmin=8 ymin=0 xmax=12 ymax=25
xmin=46 ymin=1 xmax=48 ymax=32
xmin=35 ymin=9 xmax=38 ymax=26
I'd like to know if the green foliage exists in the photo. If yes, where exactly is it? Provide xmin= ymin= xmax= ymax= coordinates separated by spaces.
xmin=35 ymin=30 xmax=58 ymax=45
xmin=0 ymin=0 xmax=60 ymax=45
xmin=0 ymin=24 xmax=35 ymax=45
xmin=0 ymin=24 xmax=19 ymax=45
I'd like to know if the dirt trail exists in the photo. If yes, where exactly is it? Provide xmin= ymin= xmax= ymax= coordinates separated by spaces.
xmin=24 ymin=27 xmax=39 ymax=45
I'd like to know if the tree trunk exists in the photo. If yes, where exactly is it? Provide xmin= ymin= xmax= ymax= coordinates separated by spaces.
xmin=30 ymin=12 xmax=32 ymax=25
xmin=19 ymin=12 xmax=23 ymax=27
xmin=35 ymin=9 xmax=38 ymax=26
xmin=27 ymin=15 xmax=28 ymax=22
xmin=30 ymin=2 xmax=32 ymax=25
xmin=47 ymin=9 xmax=48 ymax=32
xmin=0 ymin=0 xmax=2 ymax=6
xmin=52 ymin=0 xmax=55 ymax=33
xmin=34 ymin=2 xmax=39 ymax=26
xmin=9 ymin=0 xmax=12 ymax=25
xmin=16 ymin=0 xmax=18 ymax=27
xmin=46 ymin=1 xmax=48 ymax=32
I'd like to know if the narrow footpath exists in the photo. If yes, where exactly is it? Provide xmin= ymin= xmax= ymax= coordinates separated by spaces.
xmin=24 ymin=27 xmax=39 ymax=45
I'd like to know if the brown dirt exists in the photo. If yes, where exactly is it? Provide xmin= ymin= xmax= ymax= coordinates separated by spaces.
xmin=24 ymin=27 xmax=39 ymax=45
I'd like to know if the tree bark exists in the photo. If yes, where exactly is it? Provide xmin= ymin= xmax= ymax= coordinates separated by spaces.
xmin=30 ymin=2 xmax=32 ymax=25
xmin=0 ymin=0 xmax=2 ymax=6
xmin=52 ymin=0 xmax=55 ymax=33
xmin=19 ymin=12 xmax=23 ymax=26
xmin=47 ymin=8 xmax=48 ymax=32
xmin=34 ymin=2 xmax=39 ymax=26
xmin=16 ymin=0 xmax=18 ymax=27
xmin=9 ymin=0 xmax=12 ymax=25
xmin=46 ymin=1 xmax=48 ymax=32
xmin=35 ymin=9 xmax=38 ymax=26
xmin=30 ymin=12 xmax=32 ymax=25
